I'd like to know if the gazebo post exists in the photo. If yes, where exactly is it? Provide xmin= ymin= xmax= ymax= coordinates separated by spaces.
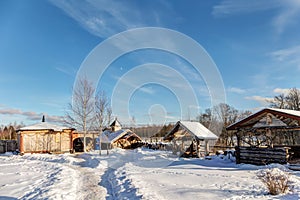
xmin=106 ymin=143 xmax=109 ymax=155
xmin=205 ymin=140 xmax=209 ymax=156
xmin=196 ymin=139 xmax=200 ymax=158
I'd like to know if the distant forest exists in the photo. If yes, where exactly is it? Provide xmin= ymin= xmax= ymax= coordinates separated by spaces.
xmin=0 ymin=122 xmax=24 ymax=140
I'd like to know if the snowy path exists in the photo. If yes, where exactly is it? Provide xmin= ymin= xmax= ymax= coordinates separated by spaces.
xmin=1 ymin=149 xmax=300 ymax=200
xmin=0 ymin=153 xmax=107 ymax=200
xmin=70 ymin=154 xmax=107 ymax=200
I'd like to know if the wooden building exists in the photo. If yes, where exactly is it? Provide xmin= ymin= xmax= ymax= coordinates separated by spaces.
xmin=100 ymin=119 xmax=142 ymax=149
xmin=17 ymin=118 xmax=75 ymax=154
xmin=164 ymin=121 xmax=218 ymax=157
xmin=226 ymin=108 xmax=300 ymax=165
xmin=72 ymin=131 xmax=98 ymax=152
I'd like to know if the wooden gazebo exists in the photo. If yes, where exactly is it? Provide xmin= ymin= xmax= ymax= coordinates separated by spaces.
xmin=164 ymin=121 xmax=218 ymax=157
xmin=227 ymin=108 xmax=300 ymax=164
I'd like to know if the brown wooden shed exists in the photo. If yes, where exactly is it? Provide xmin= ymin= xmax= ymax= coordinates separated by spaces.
xmin=17 ymin=121 xmax=75 ymax=154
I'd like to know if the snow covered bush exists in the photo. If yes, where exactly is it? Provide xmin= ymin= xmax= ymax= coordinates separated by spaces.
xmin=257 ymin=168 xmax=290 ymax=195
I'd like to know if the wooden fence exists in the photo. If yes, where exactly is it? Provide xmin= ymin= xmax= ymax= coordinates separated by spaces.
xmin=235 ymin=146 xmax=289 ymax=165
xmin=0 ymin=140 xmax=18 ymax=153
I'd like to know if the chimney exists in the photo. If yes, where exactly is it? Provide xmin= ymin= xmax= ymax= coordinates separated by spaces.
xmin=42 ymin=115 xmax=45 ymax=122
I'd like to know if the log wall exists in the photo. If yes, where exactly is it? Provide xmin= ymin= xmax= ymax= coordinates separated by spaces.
xmin=0 ymin=140 xmax=18 ymax=153
xmin=235 ymin=146 xmax=289 ymax=165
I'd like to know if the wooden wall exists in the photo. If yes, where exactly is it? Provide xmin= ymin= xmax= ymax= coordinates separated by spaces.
xmin=0 ymin=140 xmax=18 ymax=153
xmin=20 ymin=130 xmax=72 ymax=153
xmin=235 ymin=146 xmax=289 ymax=165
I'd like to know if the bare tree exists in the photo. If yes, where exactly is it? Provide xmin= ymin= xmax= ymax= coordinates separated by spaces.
xmin=270 ymin=93 xmax=286 ymax=109
xmin=197 ymin=108 xmax=212 ymax=128
xmin=94 ymin=91 xmax=112 ymax=155
xmin=286 ymin=88 xmax=300 ymax=110
xmin=270 ymin=88 xmax=300 ymax=111
xmin=106 ymin=107 xmax=113 ymax=126
xmin=95 ymin=91 xmax=109 ymax=130
xmin=197 ymin=103 xmax=251 ymax=147
xmin=65 ymin=77 xmax=95 ymax=152
xmin=213 ymin=103 xmax=239 ymax=146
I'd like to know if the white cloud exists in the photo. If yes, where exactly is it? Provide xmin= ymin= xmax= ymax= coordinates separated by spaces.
xmin=0 ymin=107 xmax=64 ymax=123
xmin=55 ymin=66 xmax=76 ymax=76
xmin=227 ymin=87 xmax=246 ymax=94
xmin=272 ymin=0 xmax=300 ymax=34
xmin=273 ymin=88 xmax=291 ymax=95
xmin=269 ymin=45 xmax=300 ymax=69
xmin=212 ymin=0 xmax=280 ymax=17
xmin=245 ymin=95 xmax=273 ymax=106
xmin=212 ymin=0 xmax=300 ymax=34
xmin=49 ymin=0 xmax=164 ymax=38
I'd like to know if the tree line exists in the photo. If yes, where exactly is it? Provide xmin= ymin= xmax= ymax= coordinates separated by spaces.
xmin=0 ymin=122 xmax=25 ymax=140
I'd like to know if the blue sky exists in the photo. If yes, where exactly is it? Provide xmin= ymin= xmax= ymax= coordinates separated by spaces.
xmin=1 ymin=0 xmax=300 ymax=126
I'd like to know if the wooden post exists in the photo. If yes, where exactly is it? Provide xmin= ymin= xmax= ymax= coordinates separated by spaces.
xmin=19 ymin=132 xmax=24 ymax=153
xmin=181 ymin=138 xmax=184 ymax=154
xmin=235 ymin=146 xmax=240 ymax=164
xmin=196 ymin=140 xmax=200 ymax=158
xmin=70 ymin=131 xmax=73 ymax=153
xmin=99 ymin=133 xmax=102 ymax=156
xmin=106 ymin=143 xmax=109 ymax=155
xmin=205 ymin=140 xmax=209 ymax=156
xmin=190 ymin=141 xmax=193 ymax=156
xmin=236 ymin=131 xmax=241 ymax=147
xmin=60 ymin=132 xmax=62 ymax=153
xmin=172 ymin=140 xmax=176 ymax=155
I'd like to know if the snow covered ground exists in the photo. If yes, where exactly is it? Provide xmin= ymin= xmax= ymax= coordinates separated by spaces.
xmin=1 ymin=149 xmax=300 ymax=200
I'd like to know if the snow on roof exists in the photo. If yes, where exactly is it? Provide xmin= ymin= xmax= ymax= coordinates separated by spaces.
xmin=227 ymin=107 xmax=300 ymax=130
xmin=19 ymin=122 xmax=73 ymax=132
xmin=268 ymin=108 xmax=300 ymax=117
xmin=177 ymin=121 xmax=218 ymax=140
xmin=110 ymin=119 xmax=122 ymax=127
xmin=101 ymin=129 xmax=133 ymax=143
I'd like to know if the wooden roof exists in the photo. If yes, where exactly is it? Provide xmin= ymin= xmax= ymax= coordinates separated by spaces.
xmin=110 ymin=118 xmax=122 ymax=127
xmin=101 ymin=129 xmax=141 ymax=144
xmin=227 ymin=108 xmax=300 ymax=130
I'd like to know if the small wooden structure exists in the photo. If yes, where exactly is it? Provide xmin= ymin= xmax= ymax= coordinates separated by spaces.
xmin=164 ymin=121 xmax=218 ymax=157
xmin=100 ymin=119 xmax=142 ymax=149
xmin=72 ymin=131 xmax=98 ymax=152
xmin=227 ymin=108 xmax=300 ymax=165
xmin=17 ymin=118 xmax=75 ymax=154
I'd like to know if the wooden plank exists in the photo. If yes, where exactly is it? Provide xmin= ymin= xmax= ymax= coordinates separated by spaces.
xmin=239 ymin=151 xmax=287 ymax=156
xmin=236 ymin=146 xmax=289 ymax=165
xmin=239 ymin=154 xmax=287 ymax=160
